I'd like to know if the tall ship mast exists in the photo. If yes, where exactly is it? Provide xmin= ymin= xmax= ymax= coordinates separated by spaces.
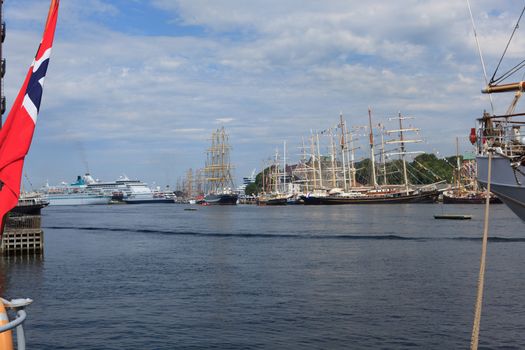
xmin=301 ymin=110 xmax=439 ymax=205
xmin=203 ymin=127 xmax=238 ymax=205
xmin=384 ymin=112 xmax=423 ymax=194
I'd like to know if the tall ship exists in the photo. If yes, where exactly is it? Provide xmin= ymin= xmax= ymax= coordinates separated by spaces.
xmin=257 ymin=144 xmax=289 ymax=206
xmin=475 ymin=107 xmax=525 ymax=218
xmin=203 ymin=127 xmax=238 ymax=205
xmin=442 ymin=140 xmax=501 ymax=204
xmin=472 ymin=11 xmax=525 ymax=220
xmin=301 ymin=111 xmax=439 ymax=205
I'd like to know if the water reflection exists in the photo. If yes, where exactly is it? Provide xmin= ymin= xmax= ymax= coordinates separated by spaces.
xmin=0 ymin=254 xmax=43 ymax=298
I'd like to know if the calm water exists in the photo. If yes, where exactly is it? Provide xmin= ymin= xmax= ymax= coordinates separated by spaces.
xmin=1 ymin=203 xmax=525 ymax=349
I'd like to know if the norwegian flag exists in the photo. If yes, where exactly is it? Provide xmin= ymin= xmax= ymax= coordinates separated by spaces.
xmin=0 ymin=0 xmax=59 ymax=236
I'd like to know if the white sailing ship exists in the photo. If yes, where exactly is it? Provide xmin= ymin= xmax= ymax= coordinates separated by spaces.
xmin=472 ymin=6 xmax=525 ymax=221
xmin=203 ymin=127 xmax=238 ymax=205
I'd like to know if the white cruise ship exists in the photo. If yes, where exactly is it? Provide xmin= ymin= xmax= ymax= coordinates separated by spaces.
xmin=42 ymin=174 xmax=111 ymax=206
xmin=86 ymin=175 xmax=175 ymax=204
xmin=42 ymin=174 xmax=175 ymax=206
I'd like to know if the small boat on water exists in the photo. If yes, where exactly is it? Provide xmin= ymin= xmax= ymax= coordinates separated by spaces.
xmin=434 ymin=214 xmax=472 ymax=220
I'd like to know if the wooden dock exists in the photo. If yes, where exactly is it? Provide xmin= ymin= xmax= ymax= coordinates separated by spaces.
xmin=1 ymin=215 xmax=44 ymax=255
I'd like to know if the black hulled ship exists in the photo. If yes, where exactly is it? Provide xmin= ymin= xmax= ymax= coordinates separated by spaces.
xmin=203 ymin=127 xmax=238 ymax=205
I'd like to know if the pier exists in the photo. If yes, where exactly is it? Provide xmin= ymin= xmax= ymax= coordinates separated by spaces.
xmin=1 ymin=215 xmax=44 ymax=255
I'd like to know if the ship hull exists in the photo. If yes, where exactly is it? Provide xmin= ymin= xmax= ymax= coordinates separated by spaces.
xmin=45 ymin=194 xmax=111 ymax=206
xmin=477 ymin=155 xmax=525 ymax=221
xmin=301 ymin=190 xmax=438 ymax=205
xmin=204 ymin=194 xmax=238 ymax=205
xmin=257 ymin=197 xmax=287 ymax=206
xmin=442 ymin=193 xmax=502 ymax=204
xmin=123 ymin=198 xmax=174 ymax=204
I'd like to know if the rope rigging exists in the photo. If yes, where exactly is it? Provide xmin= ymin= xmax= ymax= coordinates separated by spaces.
xmin=490 ymin=4 xmax=525 ymax=85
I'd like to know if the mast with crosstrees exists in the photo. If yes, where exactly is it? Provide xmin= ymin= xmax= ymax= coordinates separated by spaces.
xmin=385 ymin=113 xmax=423 ymax=194
xmin=301 ymin=109 xmax=440 ymax=205
xmin=203 ymin=127 xmax=238 ymax=205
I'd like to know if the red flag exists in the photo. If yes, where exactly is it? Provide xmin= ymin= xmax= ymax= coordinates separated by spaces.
xmin=0 ymin=0 xmax=59 ymax=236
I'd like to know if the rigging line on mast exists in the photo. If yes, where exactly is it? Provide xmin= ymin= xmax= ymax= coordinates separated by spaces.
xmin=490 ymin=4 xmax=525 ymax=85
xmin=491 ymin=59 xmax=525 ymax=85
xmin=466 ymin=0 xmax=494 ymax=114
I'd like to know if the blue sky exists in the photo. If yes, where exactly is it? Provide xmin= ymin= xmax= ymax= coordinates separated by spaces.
xmin=4 ymin=0 xmax=525 ymax=189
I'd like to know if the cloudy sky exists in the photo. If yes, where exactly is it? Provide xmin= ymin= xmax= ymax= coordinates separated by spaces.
xmin=4 ymin=0 xmax=525 ymax=188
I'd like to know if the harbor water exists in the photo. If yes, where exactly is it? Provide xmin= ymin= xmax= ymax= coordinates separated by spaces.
xmin=2 ymin=203 xmax=525 ymax=349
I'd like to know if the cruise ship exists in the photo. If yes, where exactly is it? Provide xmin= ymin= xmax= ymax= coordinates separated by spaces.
xmin=42 ymin=174 xmax=112 ymax=206
xmin=42 ymin=174 xmax=175 ymax=206
xmin=87 ymin=175 xmax=175 ymax=204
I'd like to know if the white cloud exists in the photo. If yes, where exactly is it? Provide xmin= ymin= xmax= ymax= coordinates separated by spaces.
xmin=4 ymin=0 xmax=524 ymax=186
xmin=215 ymin=118 xmax=234 ymax=124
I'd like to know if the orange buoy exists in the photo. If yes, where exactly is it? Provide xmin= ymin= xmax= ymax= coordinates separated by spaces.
xmin=0 ymin=301 xmax=13 ymax=350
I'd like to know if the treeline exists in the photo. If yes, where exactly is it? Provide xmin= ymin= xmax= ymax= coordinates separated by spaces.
xmin=245 ymin=153 xmax=462 ymax=195
xmin=355 ymin=153 xmax=457 ymax=186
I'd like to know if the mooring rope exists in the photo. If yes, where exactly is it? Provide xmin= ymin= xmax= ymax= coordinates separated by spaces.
xmin=470 ymin=152 xmax=492 ymax=350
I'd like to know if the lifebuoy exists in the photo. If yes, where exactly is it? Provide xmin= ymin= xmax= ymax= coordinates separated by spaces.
xmin=0 ymin=301 xmax=13 ymax=350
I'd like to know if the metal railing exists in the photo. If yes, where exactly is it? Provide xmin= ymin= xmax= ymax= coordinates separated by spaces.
xmin=0 ymin=298 xmax=32 ymax=350
xmin=477 ymin=120 xmax=525 ymax=157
